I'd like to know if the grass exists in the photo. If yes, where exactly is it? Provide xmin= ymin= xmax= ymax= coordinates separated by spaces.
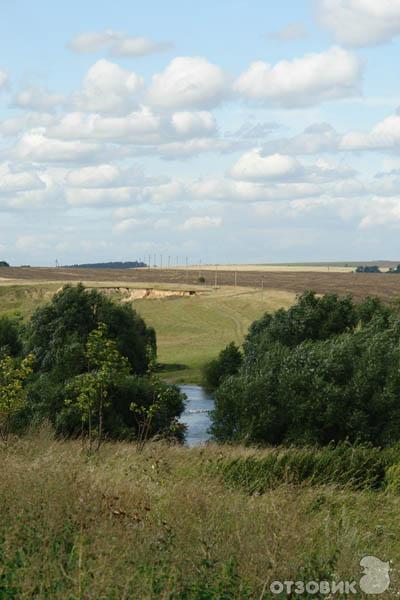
xmin=0 ymin=282 xmax=294 ymax=383
xmin=134 ymin=286 xmax=294 ymax=383
xmin=0 ymin=433 xmax=399 ymax=599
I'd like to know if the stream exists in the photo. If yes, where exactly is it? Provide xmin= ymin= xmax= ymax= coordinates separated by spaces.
xmin=179 ymin=385 xmax=215 ymax=447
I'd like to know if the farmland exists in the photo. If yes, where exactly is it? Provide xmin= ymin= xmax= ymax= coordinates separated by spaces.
xmin=2 ymin=265 xmax=400 ymax=301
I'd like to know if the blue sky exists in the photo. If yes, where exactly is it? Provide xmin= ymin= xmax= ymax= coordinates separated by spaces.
xmin=1 ymin=0 xmax=400 ymax=265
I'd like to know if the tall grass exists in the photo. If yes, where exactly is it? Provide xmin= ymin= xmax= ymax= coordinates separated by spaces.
xmin=212 ymin=443 xmax=400 ymax=494
xmin=0 ymin=434 xmax=399 ymax=598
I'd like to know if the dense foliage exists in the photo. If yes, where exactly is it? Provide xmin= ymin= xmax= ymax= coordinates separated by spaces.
xmin=203 ymin=342 xmax=242 ymax=390
xmin=211 ymin=291 xmax=400 ymax=447
xmin=4 ymin=284 xmax=184 ymax=441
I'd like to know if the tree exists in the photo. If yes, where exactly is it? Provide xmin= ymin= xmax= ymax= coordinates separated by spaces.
xmin=27 ymin=283 xmax=154 ymax=378
xmin=0 ymin=354 xmax=34 ymax=440
xmin=203 ymin=342 xmax=242 ymax=390
xmin=0 ymin=261 xmax=9 ymax=267
xmin=66 ymin=323 xmax=130 ymax=450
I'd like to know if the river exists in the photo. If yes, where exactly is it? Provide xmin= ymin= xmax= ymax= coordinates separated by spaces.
xmin=179 ymin=385 xmax=215 ymax=447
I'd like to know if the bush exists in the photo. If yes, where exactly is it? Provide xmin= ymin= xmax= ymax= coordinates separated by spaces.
xmin=0 ymin=315 xmax=22 ymax=357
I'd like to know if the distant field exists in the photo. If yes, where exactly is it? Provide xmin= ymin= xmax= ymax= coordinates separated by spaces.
xmin=0 ymin=280 xmax=294 ymax=383
xmin=134 ymin=286 xmax=294 ymax=383
xmin=173 ymin=264 xmax=356 ymax=273
xmin=2 ymin=266 xmax=400 ymax=302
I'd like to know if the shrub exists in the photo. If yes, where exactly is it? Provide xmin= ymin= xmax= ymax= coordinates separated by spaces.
xmin=0 ymin=315 xmax=22 ymax=357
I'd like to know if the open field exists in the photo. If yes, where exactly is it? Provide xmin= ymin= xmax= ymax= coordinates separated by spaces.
xmin=0 ymin=282 xmax=294 ymax=383
xmin=134 ymin=286 xmax=294 ymax=383
xmin=0 ymin=434 xmax=398 ymax=599
xmin=2 ymin=266 xmax=400 ymax=301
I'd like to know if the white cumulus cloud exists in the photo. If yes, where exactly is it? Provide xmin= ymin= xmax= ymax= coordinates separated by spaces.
xmin=318 ymin=0 xmax=400 ymax=47
xmin=235 ymin=46 xmax=362 ymax=107
xmin=73 ymin=59 xmax=144 ymax=114
xmin=148 ymin=57 xmax=229 ymax=109
xmin=230 ymin=151 xmax=303 ymax=181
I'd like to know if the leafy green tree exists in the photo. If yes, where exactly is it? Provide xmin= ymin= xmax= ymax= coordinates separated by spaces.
xmin=0 ymin=353 xmax=34 ymax=440
xmin=27 ymin=283 xmax=154 ymax=378
xmin=203 ymin=342 xmax=242 ymax=390
xmin=66 ymin=323 xmax=131 ymax=449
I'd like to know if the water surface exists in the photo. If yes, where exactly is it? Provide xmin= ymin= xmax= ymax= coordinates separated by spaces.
xmin=179 ymin=385 xmax=214 ymax=447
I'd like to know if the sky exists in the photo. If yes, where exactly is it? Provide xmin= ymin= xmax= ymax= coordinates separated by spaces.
xmin=1 ymin=0 xmax=400 ymax=266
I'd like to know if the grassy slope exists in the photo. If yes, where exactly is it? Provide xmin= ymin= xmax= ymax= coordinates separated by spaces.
xmin=134 ymin=287 xmax=294 ymax=383
xmin=0 ymin=435 xmax=398 ymax=599
xmin=0 ymin=283 xmax=294 ymax=383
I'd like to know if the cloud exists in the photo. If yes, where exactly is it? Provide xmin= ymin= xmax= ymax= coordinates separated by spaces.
xmin=48 ymin=108 xmax=161 ymax=143
xmin=0 ymin=163 xmax=46 ymax=193
xmin=340 ymin=113 xmax=400 ymax=151
xmin=182 ymin=216 xmax=222 ymax=230
xmin=68 ymin=30 xmax=173 ymax=57
xmin=230 ymin=149 xmax=356 ymax=185
xmin=318 ymin=0 xmax=400 ymax=47
xmin=0 ymin=69 xmax=8 ymax=91
xmin=13 ymin=86 xmax=65 ymax=111
xmin=263 ymin=123 xmax=340 ymax=155
xmin=0 ymin=113 xmax=56 ymax=137
xmin=235 ymin=46 xmax=363 ymax=107
xmin=113 ymin=218 xmax=142 ymax=233
xmin=171 ymin=111 xmax=216 ymax=137
xmin=266 ymin=22 xmax=309 ymax=41
xmin=73 ymin=59 xmax=144 ymax=114
xmin=110 ymin=37 xmax=173 ymax=57
xmin=65 ymin=163 xmax=164 ymax=188
xmin=148 ymin=57 xmax=229 ymax=109
xmin=230 ymin=151 xmax=303 ymax=181
xmin=9 ymin=128 xmax=105 ymax=163
xmin=360 ymin=196 xmax=400 ymax=228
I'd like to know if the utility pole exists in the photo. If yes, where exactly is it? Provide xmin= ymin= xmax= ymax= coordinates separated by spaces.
xmin=148 ymin=255 xmax=151 ymax=271
xmin=214 ymin=265 xmax=218 ymax=288
xmin=261 ymin=278 xmax=264 ymax=302
xmin=186 ymin=256 xmax=189 ymax=284
xmin=234 ymin=270 xmax=237 ymax=288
